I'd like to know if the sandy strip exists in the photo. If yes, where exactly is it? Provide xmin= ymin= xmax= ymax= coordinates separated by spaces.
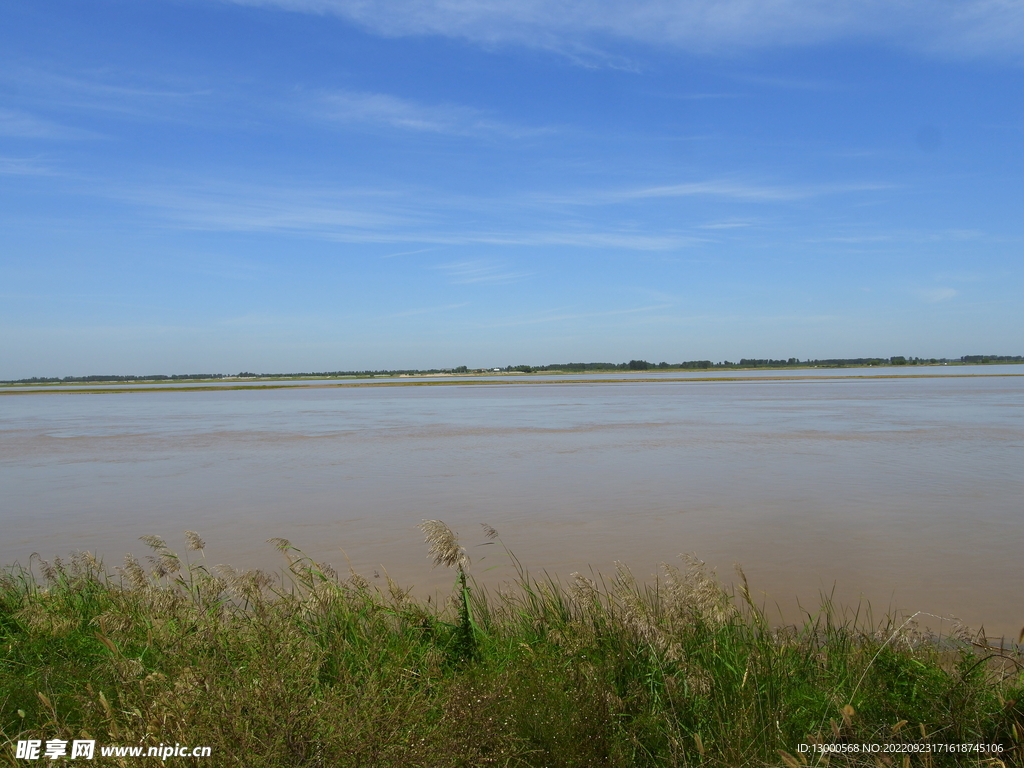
xmin=1 ymin=372 xmax=1023 ymax=395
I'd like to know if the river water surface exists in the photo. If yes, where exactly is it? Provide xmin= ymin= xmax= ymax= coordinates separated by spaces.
xmin=3 ymin=367 xmax=1022 ymax=637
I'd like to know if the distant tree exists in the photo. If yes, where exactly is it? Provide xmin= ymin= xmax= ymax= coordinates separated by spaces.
xmin=627 ymin=360 xmax=650 ymax=370
xmin=890 ymin=356 xmax=907 ymax=365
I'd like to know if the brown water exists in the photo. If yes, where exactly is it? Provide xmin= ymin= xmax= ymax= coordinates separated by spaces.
xmin=3 ymin=371 xmax=1022 ymax=637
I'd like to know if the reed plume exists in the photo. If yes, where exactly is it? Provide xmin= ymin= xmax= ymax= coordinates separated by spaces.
xmin=418 ymin=520 xmax=469 ymax=570
xmin=419 ymin=520 xmax=476 ymax=658
xmin=184 ymin=531 xmax=206 ymax=552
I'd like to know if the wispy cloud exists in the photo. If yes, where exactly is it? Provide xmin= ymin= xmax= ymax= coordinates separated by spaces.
xmin=108 ymin=182 xmax=409 ymax=236
xmin=918 ymin=287 xmax=958 ymax=303
xmin=0 ymin=156 xmax=56 ymax=176
xmin=0 ymin=67 xmax=216 ymax=124
xmin=379 ymin=247 xmax=439 ymax=259
xmin=698 ymin=218 xmax=758 ymax=230
xmin=482 ymin=303 xmax=674 ymax=328
xmin=434 ymin=230 xmax=696 ymax=250
xmin=654 ymin=91 xmax=746 ymax=100
xmin=806 ymin=228 xmax=988 ymax=245
xmin=380 ymin=302 xmax=469 ymax=319
xmin=434 ymin=259 xmax=531 ymax=284
xmin=626 ymin=180 xmax=891 ymax=202
xmin=490 ymin=230 xmax=703 ymax=249
xmin=93 ymin=178 xmax=706 ymax=250
xmin=0 ymin=109 xmax=98 ymax=140
xmin=933 ymin=270 xmax=985 ymax=283
xmin=543 ymin=179 xmax=891 ymax=206
xmin=734 ymin=73 xmax=839 ymax=91
xmin=164 ymin=253 xmax=275 ymax=283
xmin=220 ymin=0 xmax=1024 ymax=61
xmin=317 ymin=90 xmax=549 ymax=138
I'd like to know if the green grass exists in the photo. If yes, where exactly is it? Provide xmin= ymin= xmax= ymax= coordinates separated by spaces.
xmin=1 ymin=527 xmax=1021 ymax=767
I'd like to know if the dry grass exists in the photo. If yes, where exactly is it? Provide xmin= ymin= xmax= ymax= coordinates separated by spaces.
xmin=1 ymin=527 xmax=1022 ymax=767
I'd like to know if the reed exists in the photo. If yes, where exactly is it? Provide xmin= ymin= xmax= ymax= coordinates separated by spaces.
xmin=1 ymin=526 xmax=1021 ymax=767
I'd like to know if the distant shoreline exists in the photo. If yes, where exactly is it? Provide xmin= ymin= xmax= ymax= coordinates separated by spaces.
xmin=4 ymin=357 xmax=1022 ymax=388
xmin=2 ymin=368 xmax=1023 ymax=395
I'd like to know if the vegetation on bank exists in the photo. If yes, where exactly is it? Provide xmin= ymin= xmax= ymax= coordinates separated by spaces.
xmin=2 ymin=526 xmax=1022 ymax=767
xmin=499 ymin=356 xmax=1024 ymax=373
xmin=4 ymin=355 xmax=1022 ymax=385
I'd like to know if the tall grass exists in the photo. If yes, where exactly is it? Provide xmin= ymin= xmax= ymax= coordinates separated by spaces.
xmin=1 ymin=524 xmax=1022 ymax=766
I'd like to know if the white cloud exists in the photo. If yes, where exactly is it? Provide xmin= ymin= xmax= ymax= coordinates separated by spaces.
xmin=622 ymin=180 xmax=875 ymax=202
xmin=533 ymin=231 xmax=704 ymax=249
xmin=933 ymin=270 xmax=985 ymax=283
xmin=109 ymin=182 xmax=408 ymax=236
xmin=0 ymin=156 xmax=55 ymax=176
xmin=115 ymin=176 xmax=889 ymax=246
xmin=542 ymin=179 xmax=891 ymax=206
xmin=381 ymin=302 xmax=469 ymax=318
xmin=220 ymin=0 xmax=1024 ymax=60
xmin=805 ymin=228 xmax=988 ymax=245
xmin=481 ymin=303 xmax=674 ymax=328
xmin=0 ymin=68 xmax=217 ymax=126
xmin=318 ymin=90 xmax=548 ymax=137
xmin=379 ymin=247 xmax=439 ymax=259
xmin=919 ymin=287 xmax=958 ymax=302
xmin=97 ymin=179 xmax=705 ymax=250
xmin=0 ymin=109 xmax=96 ymax=140
xmin=433 ymin=259 xmax=531 ymax=284
xmin=698 ymin=218 xmax=758 ymax=229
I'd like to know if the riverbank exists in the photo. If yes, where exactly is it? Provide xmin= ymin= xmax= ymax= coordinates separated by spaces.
xmin=3 ymin=528 xmax=1021 ymax=767
xmin=3 ymin=370 xmax=1023 ymax=398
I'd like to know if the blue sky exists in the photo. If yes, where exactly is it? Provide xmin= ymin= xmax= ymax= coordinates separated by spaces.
xmin=2 ymin=0 xmax=1022 ymax=377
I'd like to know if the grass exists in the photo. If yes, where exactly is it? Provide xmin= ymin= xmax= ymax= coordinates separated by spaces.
xmin=1 ymin=524 xmax=1022 ymax=767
